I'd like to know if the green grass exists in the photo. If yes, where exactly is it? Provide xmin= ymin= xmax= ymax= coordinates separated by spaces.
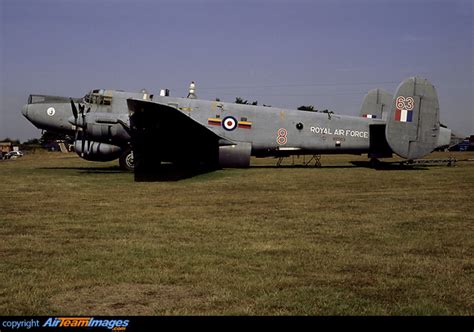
xmin=0 ymin=151 xmax=473 ymax=315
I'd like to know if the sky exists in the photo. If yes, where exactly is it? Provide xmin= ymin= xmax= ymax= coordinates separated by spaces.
xmin=1 ymin=0 xmax=473 ymax=141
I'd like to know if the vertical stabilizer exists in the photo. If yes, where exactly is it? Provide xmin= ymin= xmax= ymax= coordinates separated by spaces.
xmin=360 ymin=88 xmax=392 ymax=120
xmin=385 ymin=77 xmax=440 ymax=159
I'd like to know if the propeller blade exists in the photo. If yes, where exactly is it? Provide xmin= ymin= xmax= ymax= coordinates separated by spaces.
xmin=70 ymin=99 xmax=78 ymax=120
xmin=81 ymin=132 xmax=86 ymax=157
xmin=70 ymin=98 xmax=81 ymax=155
xmin=81 ymin=109 xmax=87 ymax=157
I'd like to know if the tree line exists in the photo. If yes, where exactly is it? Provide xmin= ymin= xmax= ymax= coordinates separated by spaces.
xmin=233 ymin=97 xmax=332 ymax=113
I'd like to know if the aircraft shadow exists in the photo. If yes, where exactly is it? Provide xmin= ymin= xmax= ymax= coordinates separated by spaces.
xmin=251 ymin=160 xmax=431 ymax=170
xmin=40 ymin=165 xmax=215 ymax=180
xmin=251 ymin=164 xmax=356 ymax=169
xmin=350 ymin=161 xmax=428 ymax=171
xmin=38 ymin=161 xmax=427 ymax=181
xmin=38 ymin=166 xmax=125 ymax=174
xmin=134 ymin=164 xmax=216 ymax=181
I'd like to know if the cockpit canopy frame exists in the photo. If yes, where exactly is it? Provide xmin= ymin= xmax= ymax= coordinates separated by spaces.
xmin=83 ymin=89 xmax=113 ymax=106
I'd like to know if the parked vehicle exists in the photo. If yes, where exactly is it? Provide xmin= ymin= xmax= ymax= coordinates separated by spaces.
xmin=4 ymin=151 xmax=24 ymax=159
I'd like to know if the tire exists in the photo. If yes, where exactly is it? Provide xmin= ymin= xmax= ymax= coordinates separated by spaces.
xmin=119 ymin=149 xmax=134 ymax=171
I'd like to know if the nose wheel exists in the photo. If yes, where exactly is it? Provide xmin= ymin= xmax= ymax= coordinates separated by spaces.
xmin=119 ymin=149 xmax=134 ymax=171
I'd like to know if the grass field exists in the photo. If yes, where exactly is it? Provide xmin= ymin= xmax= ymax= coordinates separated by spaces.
xmin=1 ymin=151 xmax=473 ymax=315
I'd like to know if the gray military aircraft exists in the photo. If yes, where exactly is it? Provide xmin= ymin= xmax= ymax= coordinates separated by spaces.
xmin=22 ymin=77 xmax=451 ymax=180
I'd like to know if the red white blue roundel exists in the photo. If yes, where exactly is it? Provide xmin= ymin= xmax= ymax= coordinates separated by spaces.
xmin=222 ymin=116 xmax=237 ymax=131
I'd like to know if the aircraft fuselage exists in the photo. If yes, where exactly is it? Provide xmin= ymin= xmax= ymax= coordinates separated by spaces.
xmin=148 ymin=96 xmax=378 ymax=157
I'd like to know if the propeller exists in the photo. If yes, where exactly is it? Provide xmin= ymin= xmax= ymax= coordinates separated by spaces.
xmin=70 ymin=99 xmax=78 ymax=121
xmin=70 ymin=98 xmax=89 ymax=157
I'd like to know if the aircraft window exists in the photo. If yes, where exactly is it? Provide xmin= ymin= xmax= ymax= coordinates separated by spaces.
xmin=29 ymin=95 xmax=46 ymax=104
xmin=97 ymin=96 xmax=110 ymax=105
xmin=83 ymin=91 xmax=93 ymax=103
xmin=29 ymin=95 xmax=71 ymax=104
xmin=83 ymin=91 xmax=112 ymax=105
xmin=102 ymin=95 xmax=112 ymax=105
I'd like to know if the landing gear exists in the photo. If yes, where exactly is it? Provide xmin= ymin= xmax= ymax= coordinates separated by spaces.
xmin=304 ymin=154 xmax=322 ymax=167
xmin=119 ymin=149 xmax=134 ymax=171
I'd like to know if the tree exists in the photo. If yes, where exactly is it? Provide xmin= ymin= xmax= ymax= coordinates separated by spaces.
xmin=235 ymin=97 xmax=258 ymax=105
xmin=0 ymin=137 xmax=20 ymax=145
xmin=39 ymin=131 xmax=72 ymax=145
xmin=297 ymin=105 xmax=317 ymax=112
xmin=20 ymin=138 xmax=42 ymax=151
xmin=235 ymin=97 xmax=248 ymax=104
xmin=24 ymin=138 xmax=40 ymax=145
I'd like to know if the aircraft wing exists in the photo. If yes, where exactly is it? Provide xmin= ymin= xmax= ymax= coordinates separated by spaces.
xmin=127 ymin=98 xmax=231 ymax=178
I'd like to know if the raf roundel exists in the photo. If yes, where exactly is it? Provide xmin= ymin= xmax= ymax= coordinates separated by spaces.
xmin=222 ymin=116 xmax=238 ymax=131
xmin=46 ymin=107 xmax=56 ymax=116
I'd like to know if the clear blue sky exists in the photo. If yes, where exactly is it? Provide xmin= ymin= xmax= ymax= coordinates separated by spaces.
xmin=1 ymin=0 xmax=472 ymax=141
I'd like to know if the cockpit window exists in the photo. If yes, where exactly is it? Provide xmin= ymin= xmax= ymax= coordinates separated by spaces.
xmin=83 ymin=89 xmax=112 ymax=105
xmin=28 ymin=95 xmax=72 ymax=104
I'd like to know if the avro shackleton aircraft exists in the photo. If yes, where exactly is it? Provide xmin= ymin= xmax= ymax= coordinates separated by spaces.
xmin=22 ymin=77 xmax=451 ymax=180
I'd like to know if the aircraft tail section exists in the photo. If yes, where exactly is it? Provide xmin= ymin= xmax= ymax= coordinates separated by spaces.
xmin=360 ymin=88 xmax=392 ymax=120
xmin=385 ymin=77 xmax=442 ymax=159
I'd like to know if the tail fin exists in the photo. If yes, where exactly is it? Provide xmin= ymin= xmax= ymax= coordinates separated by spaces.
xmin=385 ymin=77 xmax=440 ymax=159
xmin=360 ymin=88 xmax=392 ymax=120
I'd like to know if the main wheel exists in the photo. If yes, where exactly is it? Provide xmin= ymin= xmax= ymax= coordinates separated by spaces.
xmin=119 ymin=149 xmax=134 ymax=171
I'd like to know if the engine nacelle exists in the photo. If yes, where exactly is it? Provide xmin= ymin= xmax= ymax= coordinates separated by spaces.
xmin=218 ymin=142 xmax=252 ymax=168
xmin=72 ymin=113 xmax=131 ymax=144
xmin=86 ymin=121 xmax=130 ymax=144
xmin=74 ymin=140 xmax=123 ymax=162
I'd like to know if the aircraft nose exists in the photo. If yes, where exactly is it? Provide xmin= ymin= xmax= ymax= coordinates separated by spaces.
xmin=21 ymin=104 xmax=29 ymax=118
